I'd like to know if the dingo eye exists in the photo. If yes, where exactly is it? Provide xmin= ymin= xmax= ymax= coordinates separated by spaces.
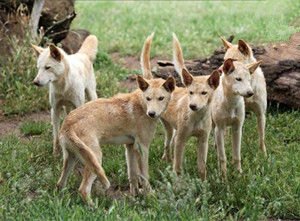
xmin=201 ymin=91 xmax=207 ymax=95
xmin=45 ymin=66 xmax=51 ymax=70
xmin=158 ymin=96 xmax=164 ymax=101
xmin=236 ymin=78 xmax=242 ymax=81
xmin=189 ymin=91 xmax=194 ymax=95
xmin=146 ymin=97 xmax=151 ymax=101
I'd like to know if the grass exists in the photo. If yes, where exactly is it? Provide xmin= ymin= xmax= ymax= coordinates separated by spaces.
xmin=20 ymin=121 xmax=50 ymax=136
xmin=0 ymin=0 xmax=300 ymax=219
xmin=74 ymin=0 xmax=300 ymax=58
xmin=0 ymin=109 xmax=299 ymax=219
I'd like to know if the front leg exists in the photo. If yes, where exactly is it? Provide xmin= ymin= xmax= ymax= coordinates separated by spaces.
xmin=136 ymin=141 xmax=151 ymax=193
xmin=197 ymin=131 xmax=209 ymax=180
xmin=173 ymin=130 xmax=187 ymax=176
xmin=51 ymin=105 xmax=63 ymax=155
xmin=125 ymin=144 xmax=139 ymax=196
xmin=232 ymin=123 xmax=243 ymax=173
xmin=214 ymin=126 xmax=227 ymax=179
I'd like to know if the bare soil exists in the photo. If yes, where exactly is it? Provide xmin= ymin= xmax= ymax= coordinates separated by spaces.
xmin=0 ymin=111 xmax=50 ymax=137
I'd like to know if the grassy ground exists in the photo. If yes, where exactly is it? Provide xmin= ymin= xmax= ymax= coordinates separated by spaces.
xmin=1 ymin=1 xmax=300 ymax=219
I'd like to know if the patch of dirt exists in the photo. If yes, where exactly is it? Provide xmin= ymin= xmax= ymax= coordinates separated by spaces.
xmin=111 ymin=52 xmax=166 ymax=91
xmin=0 ymin=111 xmax=50 ymax=137
xmin=111 ymin=52 xmax=165 ymax=71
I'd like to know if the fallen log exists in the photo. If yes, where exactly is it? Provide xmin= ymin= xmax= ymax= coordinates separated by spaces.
xmin=153 ymin=33 xmax=300 ymax=109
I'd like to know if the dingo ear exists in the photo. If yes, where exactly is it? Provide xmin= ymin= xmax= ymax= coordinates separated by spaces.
xmin=49 ymin=44 xmax=62 ymax=62
xmin=221 ymin=37 xmax=232 ymax=50
xmin=238 ymin=39 xmax=251 ymax=56
xmin=223 ymin=58 xmax=235 ymax=75
xmin=163 ymin=76 xmax=175 ymax=93
xmin=182 ymin=68 xmax=193 ymax=87
xmin=247 ymin=60 xmax=262 ymax=74
xmin=208 ymin=69 xmax=221 ymax=89
xmin=137 ymin=75 xmax=149 ymax=92
xmin=31 ymin=43 xmax=44 ymax=56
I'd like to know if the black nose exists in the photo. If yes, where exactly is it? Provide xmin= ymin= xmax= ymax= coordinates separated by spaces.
xmin=189 ymin=104 xmax=197 ymax=111
xmin=148 ymin=112 xmax=156 ymax=118
xmin=33 ymin=80 xmax=41 ymax=86
xmin=246 ymin=91 xmax=254 ymax=97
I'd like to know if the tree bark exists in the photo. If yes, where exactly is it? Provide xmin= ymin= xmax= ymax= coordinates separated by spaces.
xmin=153 ymin=33 xmax=300 ymax=109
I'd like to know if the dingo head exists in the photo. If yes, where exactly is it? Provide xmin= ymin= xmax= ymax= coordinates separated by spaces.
xmin=222 ymin=58 xmax=261 ymax=98
xmin=221 ymin=38 xmax=255 ymax=64
xmin=31 ymin=44 xmax=67 ymax=86
xmin=136 ymin=32 xmax=175 ymax=118
xmin=137 ymin=76 xmax=175 ymax=119
xmin=181 ymin=68 xmax=221 ymax=112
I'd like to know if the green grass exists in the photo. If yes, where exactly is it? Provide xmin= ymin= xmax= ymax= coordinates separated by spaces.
xmin=74 ymin=0 xmax=300 ymax=58
xmin=1 ymin=0 xmax=300 ymax=219
xmin=20 ymin=121 xmax=50 ymax=136
xmin=0 ymin=108 xmax=299 ymax=219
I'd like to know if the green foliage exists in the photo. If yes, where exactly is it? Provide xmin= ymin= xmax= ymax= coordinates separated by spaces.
xmin=20 ymin=121 xmax=50 ymax=136
xmin=0 ymin=35 xmax=49 ymax=115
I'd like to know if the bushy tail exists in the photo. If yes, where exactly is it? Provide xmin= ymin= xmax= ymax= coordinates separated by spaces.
xmin=172 ymin=33 xmax=186 ymax=83
xmin=78 ymin=35 xmax=98 ymax=61
xmin=68 ymin=129 xmax=110 ymax=189
xmin=140 ymin=32 xmax=154 ymax=79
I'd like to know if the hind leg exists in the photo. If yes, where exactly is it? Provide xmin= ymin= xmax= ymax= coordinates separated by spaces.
xmin=57 ymin=147 xmax=77 ymax=189
xmin=161 ymin=119 xmax=174 ymax=162
xmin=254 ymin=108 xmax=267 ymax=157
xmin=78 ymin=166 xmax=97 ymax=206
xmin=85 ymin=75 xmax=98 ymax=101
xmin=82 ymin=137 xmax=110 ymax=190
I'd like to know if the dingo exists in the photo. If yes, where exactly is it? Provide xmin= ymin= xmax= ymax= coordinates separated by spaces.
xmin=57 ymin=33 xmax=175 ymax=205
xmin=212 ymin=58 xmax=261 ymax=178
xmin=161 ymin=34 xmax=221 ymax=180
xmin=31 ymin=35 xmax=98 ymax=155
xmin=221 ymin=38 xmax=267 ymax=156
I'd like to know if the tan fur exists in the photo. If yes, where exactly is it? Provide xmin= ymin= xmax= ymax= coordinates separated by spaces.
xmin=57 ymin=35 xmax=175 ymax=205
xmin=31 ymin=35 xmax=98 ymax=155
xmin=160 ymin=34 xmax=220 ymax=180
xmin=212 ymin=58 xmax=261 ymax=178
xmin=221 ymin=38 xmax=267 ymax=156
xmin=78 ymin=35 xmax=98 ymax=61
xmin=140 ymin=32 xmax=154 ymax=80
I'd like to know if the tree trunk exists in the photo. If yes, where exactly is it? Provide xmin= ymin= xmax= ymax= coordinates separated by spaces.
xmin=153 ymin=33 xmax=300 ymax=109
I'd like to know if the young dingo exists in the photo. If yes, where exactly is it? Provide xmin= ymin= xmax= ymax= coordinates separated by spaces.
xmin=221 ymin=38 xmax=267 ymax=157
xmin=31 ymin=35 xmax=98 ymax=155
xmin=212 ymin=58 xmax=261 ymax=178
xmin=161 ymin=34 xmax=221 ymax=180
xmin=57 ymin=33 xmax=175 ymax=205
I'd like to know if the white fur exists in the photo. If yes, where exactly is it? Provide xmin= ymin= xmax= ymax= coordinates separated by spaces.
xmin=32 ymin=40 xmax=98 ymax=155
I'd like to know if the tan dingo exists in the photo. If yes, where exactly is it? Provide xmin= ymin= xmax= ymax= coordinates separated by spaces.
xmin=212 ymin=58 xmax=262 ymax=178
xmin=161 ymin=34 xmax=221 ymax=180
xmin=57 ymin=33 xmax=175 ymax=205
xmin=221 ymin=38 xmax=267 ymax=156
xmin=31 ymin=35 xmax=98 ymax=155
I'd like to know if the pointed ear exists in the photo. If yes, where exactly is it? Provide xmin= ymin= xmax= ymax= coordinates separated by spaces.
xmin=247 ymin=60 xmax=262 ymax=74
xmin=221 ymin=37 xmax=232 ymax=50
xmin=31 ymin=43 xmax=44 ymax=56
xmin=182 ymin=68 xmax=193 ymax=87
xmin=223 ymin=58 xmax=235 ymax=75
xmin=163 ymin=76 xmax=175 ymax=93
xmin=238 ymin=39 xmax=251 ymax=56
xmin=137 ymin=75 xmax=149 ymax=92
xmin=49 ymin=44 xmax=62 ymax=62
xmin=208 ymin=69 xmax=221 ymax=89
